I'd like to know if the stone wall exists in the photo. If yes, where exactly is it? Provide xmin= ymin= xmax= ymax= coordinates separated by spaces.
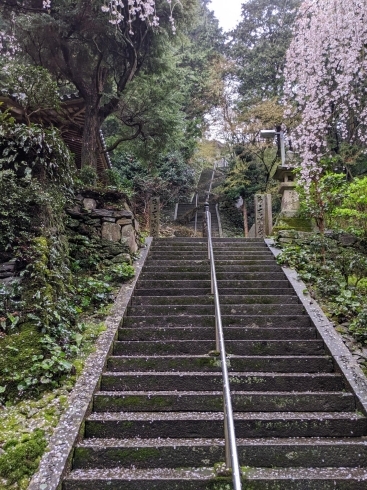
xmin=0 ymin=259 xmax=17 ymax=284
xmin=0 ymin=193 xmax=140 ymax=286
xmin=275 ymin=229 xmax=314 ymax=245
xmin=66 ymin=194 xmax=139 ymax=255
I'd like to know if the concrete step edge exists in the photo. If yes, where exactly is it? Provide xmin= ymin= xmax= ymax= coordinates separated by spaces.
xmin=87 ymin=411 xmax=364 ymax=421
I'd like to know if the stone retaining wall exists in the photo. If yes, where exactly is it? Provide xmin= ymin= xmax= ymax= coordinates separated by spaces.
xmin=0 ymin=193 xmax=140 ymax=285
xmin=66 ymin=194 xmax=139 ymax=254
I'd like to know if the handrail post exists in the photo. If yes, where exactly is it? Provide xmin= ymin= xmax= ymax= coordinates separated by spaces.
xmin=203 ymin=202 xmax=209 ymax=246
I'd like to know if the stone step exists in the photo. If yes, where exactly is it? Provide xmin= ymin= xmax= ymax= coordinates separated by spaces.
xmin=142 ymin=266 xmax=210 ymax=273
xmin=212 ymin=238 xmax=265 ymax=242
xmin=136 ymin=280 xmax=211 ymax=289
xmin=134 ymin=288 xmax=295 ymax=296
xmin=143 ymin=264 xmax=280 ymax=273
xmin=136 ymin=279 xmax=290 ymax=289
xmin=217 ymin=272 xmax=286 ymax=280
xmin=63 ymin=466 xmax=367 ymax=490
xmin=214 ymin=259 xmax=278 ymax=265
xmin=62 ymin=236 xmax=367 ymax=490
xmin=215 ymin=265 xmax=281 ymax=272
xmin=131 ymin=295 xmax=299 ymax=306
xmin=101 ymin=372 xmax=343 ymax=392
xmin=84 ymin=411 xmax=367 ymax=439
xmin=150 ymin=246 xmax=267 ymax=253
xmin=107 ymin=355 xmax=334 ymax=373
xmin=126 ymin=304 xmax=305 ymax=316
xmin=113 ymin=339 xmax=323 ymax=356
xmin=147 ymin=253 xmax=272 ymax=260
xmin=122 ymin=314 xmax=312 ymax=328
xmin=139 ymin=271 xmax=286 ymax=280
xmin=118 ymin=326 xmax=316 ymax=341
xmin=147 ymin=255 xmax=276 ymax=263
xmin=145 ymin=255 xmax=209 ymax=264
xmin=93 ymin=391 xmax=355 ymax=413
xmin=72 ymin=437 xmax=367 ymax=471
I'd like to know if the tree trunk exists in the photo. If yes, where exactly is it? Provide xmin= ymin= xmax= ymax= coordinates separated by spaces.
xmin=80 ymin=98 xmax=101 ymax=170
xmin=243 ymin=202 xmax=249 ymax=237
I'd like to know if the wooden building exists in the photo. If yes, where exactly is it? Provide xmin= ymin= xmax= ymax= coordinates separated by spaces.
xmin=0 ymin=92 xmax=111 ymax=176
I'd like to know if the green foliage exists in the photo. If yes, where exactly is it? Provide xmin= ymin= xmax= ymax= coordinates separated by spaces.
xmin=76 ymin=165 xmax=98 ymax=188
xmin=229 ymin=0 xmax=300 ymax=106
xmin=0 ymin=170 xmax=63 ymax=256
xmin=74 ymin=277 xmax=113 ymax=311
xmin=111 ymin=150 xmax=196 ymax=209
xmin=331 ymin=176 xmax=367 ymax=236
xmin=0 ymin=117 xmax=74 ymax=190
xmin=349 ymin=308 xmax=367 ymax=343
xmin=0 ymin=428 xmax=47 ymax=484
xmin=296 ymin=170 xmax=347 ymax=232
xmin=107 ymin=263 xmax=135 ymax=282
xmin=0 ymin=63 xmax=60 ymax=122
xmin=277 ymin=236 xmax=367 ymax=333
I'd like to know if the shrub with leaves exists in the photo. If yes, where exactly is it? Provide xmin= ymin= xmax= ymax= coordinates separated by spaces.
xmin=277 ymin=235 xmax=367 ymax=326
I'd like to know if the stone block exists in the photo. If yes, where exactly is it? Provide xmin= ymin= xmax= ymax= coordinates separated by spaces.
xmin=83 ymin=198 xmax=97 ymax=210
xmin=102 ymin=217 xmax=116 ymax=223
xmin=91 ymin=209 xmax=115 ymax=218
xmin=113 ymin=210 xmax=133 ymax=219
xmin=0 ymin=263 xmax=15 ymax=272
xmin=121 ymin=224 xmax=134 ymax=238
xmin=101 ymin=223 xmax=121 ymax=242
xmin=133 ymin=218 xmax=140 ymax=232
xmin=66 ymin=205 xmax=83 ymax=217
xmin=83 ymin=218 xmax=101 ymax=226
xmin=279 ymin=230 xmax=297 ymax=238
xmin=117 ymin=218 xmax=132 ymax=226
xmin=111 ymin=253 xmax=132 ymax=264
xmin=130 ymin=236 xmax=138 ymax=254
xmin=0 ymin=271 xmax=13 ymax=278
xmin=278 ymin=237 xmax=294 ymax=244
xmin=67 ymin=219 xmax=80 ymax=229
xmin=338 ymin=232 xmax=358 ymax=247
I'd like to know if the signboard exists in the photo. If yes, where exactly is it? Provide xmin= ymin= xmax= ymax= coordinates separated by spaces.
xmin=149 ymin=196 xmax=160 ymax=237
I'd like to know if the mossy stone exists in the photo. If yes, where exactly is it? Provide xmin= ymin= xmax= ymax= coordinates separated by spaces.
xmin=273 ymin=217 xmax=313 ymax=233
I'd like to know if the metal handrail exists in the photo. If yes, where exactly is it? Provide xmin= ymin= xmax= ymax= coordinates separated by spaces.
xmin=194 ymin=193 xmax=198 ymax=236
xmin=204 ymin=203 xmax=242 ymax=489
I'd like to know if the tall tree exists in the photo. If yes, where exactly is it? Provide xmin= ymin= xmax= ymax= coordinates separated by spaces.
xmin=230 ymin=0 xmax=300 ymax=106
xmin=0 ymin=0 xmax=197 ymax=168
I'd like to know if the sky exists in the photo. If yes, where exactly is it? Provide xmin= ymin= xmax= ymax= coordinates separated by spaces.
xmin=207 ymin=0 xmax=244 ymax=31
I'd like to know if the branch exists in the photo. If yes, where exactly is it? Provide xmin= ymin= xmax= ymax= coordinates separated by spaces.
xmin=105 ymin=123 xmax=142 ymax=152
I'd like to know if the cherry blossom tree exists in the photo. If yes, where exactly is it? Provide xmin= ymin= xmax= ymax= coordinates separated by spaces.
xmin=284 ymin=0 xmax=367 ymax=188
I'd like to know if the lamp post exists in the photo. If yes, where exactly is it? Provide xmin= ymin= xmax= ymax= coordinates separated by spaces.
xmin=260 ymin=128 xmax=285 ymax=166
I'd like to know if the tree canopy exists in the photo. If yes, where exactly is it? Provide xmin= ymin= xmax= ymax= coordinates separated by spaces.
xmin=0 ymin=0 xmax=198 ymax=168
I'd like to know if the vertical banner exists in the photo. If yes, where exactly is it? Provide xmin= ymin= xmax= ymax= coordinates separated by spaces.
xmin=149 ymin=196 xmax=160 ymax=237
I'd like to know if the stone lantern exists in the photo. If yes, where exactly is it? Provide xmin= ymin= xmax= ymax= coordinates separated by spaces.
xmin=274 ymin=165 xmax=300 ymax=217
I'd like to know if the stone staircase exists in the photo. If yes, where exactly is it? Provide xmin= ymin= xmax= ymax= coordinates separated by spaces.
xmin=176 ymin=168 xmax=221 ymax=236
xmin=63 ymin=238 xmax=367 ymax=489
